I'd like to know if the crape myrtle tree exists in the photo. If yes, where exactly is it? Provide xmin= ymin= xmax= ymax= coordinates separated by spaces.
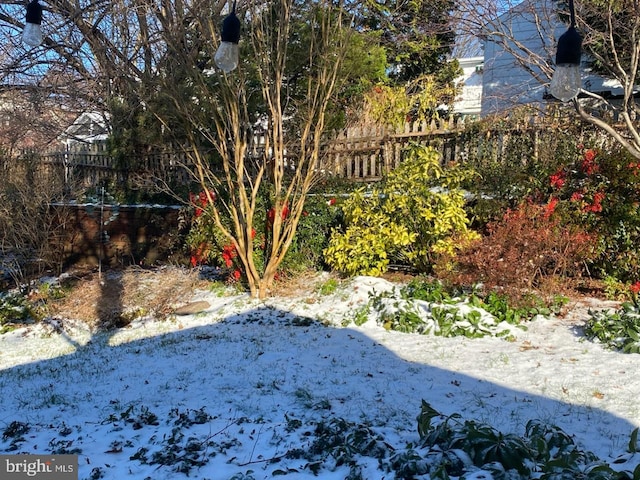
xmin=455 ymin=0 xmax=640 ymax=160
xmin=150 ymin=0 xmax=352 ymax=299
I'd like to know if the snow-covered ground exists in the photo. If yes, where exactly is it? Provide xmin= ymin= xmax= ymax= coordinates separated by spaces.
xmin=1 ymin=275 xmax=639 ymax=479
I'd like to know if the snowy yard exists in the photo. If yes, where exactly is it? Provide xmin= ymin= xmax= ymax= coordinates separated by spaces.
xmin=1 ymin=272 xmax=639 ymax=479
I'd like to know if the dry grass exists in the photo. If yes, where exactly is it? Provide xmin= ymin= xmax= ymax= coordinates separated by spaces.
xmin=46 ymin=266 xmax=208 ymax=330
xmin=40 ymin=267 xmax=336 ymax=331
xmin=268 ymin=270 xmax=332 ymax=298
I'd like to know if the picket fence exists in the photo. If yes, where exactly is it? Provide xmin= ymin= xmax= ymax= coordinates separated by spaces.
xmin=32 ymin=142 xmax=195 ymax=188
xmin=322 ymin=119 xmax=449 ymax=180
xmin=27 ymin=114 xmax=570 ymax=185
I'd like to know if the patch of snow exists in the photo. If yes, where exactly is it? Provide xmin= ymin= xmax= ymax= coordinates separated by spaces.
xmin=0 ymin=276 xmax=639 ymax=479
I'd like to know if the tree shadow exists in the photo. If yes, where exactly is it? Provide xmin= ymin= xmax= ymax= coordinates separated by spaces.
xmin=0 ymin=303 xmax=638 ymax=479
xmin=44 ymin=268 xmax=125 ymax=351
xmin=96 ymin=269 xmax=125 ymax=331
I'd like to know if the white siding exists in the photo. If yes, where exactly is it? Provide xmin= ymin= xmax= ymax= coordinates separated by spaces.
xmin=479 ymin=0 xmax=625 ymax=116
xmin=481 ymin=0 xmax=558 ymax=115
xmin=454 ymin=56 xmax=483 ymax=117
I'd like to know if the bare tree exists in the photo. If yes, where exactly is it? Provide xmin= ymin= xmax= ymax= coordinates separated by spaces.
xmin=455 ymin=0 xmax=640 ymax=159
xmin=0 ymin=0 xmax=236 ymax=149
xmin=572 ymin=0 xmax=640 ymax=159
xmin=153 ymin=0 xmax=349 ymax=299
xmin=455 ymin=0 xmax=557 ymax=113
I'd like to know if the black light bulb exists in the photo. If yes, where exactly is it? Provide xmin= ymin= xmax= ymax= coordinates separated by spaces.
xmin=214 ymin=3 xmax=241 ymax=73
xmin=23 ymin=0 xmax=43 ymax=47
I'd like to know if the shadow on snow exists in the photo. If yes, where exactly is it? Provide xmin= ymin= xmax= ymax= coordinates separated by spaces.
xmin=0 ymin=303 xmax=637 ymax=479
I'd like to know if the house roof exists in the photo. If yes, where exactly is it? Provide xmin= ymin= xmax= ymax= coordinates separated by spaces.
xmin=60 ymin=111 xmax=109 ymax=144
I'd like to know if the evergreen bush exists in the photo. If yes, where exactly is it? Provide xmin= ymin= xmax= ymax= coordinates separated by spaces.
xmin=324 ymin=144 xmax=478 ymax=276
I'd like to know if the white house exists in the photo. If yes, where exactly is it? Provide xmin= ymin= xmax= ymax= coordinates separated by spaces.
xmin=453 ymin=56 xmax=483 ymax=118
xmin=59 ymin=111 xmax=109 ymax=148
xmin=479 ymin=0 xmax=559 ymax=115
xmin=455 ymin=0 xmax=625 ymax=117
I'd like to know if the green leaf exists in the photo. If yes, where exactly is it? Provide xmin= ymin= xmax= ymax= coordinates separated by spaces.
xmin=629 ymin=427 xmax=639 ymax=453
xmin=417 ymin=400 xmax=441 ymax=439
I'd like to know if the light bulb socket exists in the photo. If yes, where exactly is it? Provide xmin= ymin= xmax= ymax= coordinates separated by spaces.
xmin=25 ymin=0 xmax=42 ymax=25
xmin=555 ymin=26 xmax=582 ymax=66
xmin=220 ymin=10 xmax=240 ymax=44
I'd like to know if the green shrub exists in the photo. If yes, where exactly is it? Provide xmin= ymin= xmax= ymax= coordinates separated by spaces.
xmin=542 ymin=146 xmax=640 ymax=283
xmin=280 ymin=194 xmax=343 ymax=272
xmin=0 ymin=292 xmax=33 ymax=333
xmin=324 ymin=144 xmax=478 ymax=276
xmin=345 ymin=280 xmax=547 ymax=339
xmin=559 ymin=149 xmax=640 ymax=282
xmin=415 ymin=400 xmax=640 ymax=479
xmin=344 ymin=279 xmax=570 ymax=339
xmin=585 ymin=291 xmax=640 ymax=354
xmin=458 ymin=112 xmax=640 ymax=285
xmin=323 ymin=192 xmax=415 ymax=276
xmin=285 ymin=398 xmax=639 ymax=478
xmin=185 ymin=189 xmax=343 ymax=280
xmin=459 ymin=108 xmax=582 ymax=227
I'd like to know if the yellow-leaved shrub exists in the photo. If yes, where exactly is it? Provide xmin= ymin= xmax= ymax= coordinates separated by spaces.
xmin=324 ymin=144 xmax=478 ymax=276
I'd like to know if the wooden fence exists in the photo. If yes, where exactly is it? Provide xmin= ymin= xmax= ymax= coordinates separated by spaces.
xmin=321 ymin=113 xmax=607 ymax=181
xmin=20 ymin=114 xmax=590 ymax=185
xmin=322 ymin=117 xmax=466 ymax=181
xmin=32 ymin=142 xmax=197 ymax=189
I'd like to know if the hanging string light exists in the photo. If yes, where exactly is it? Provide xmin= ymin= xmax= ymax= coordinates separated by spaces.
xmin=22 ymin=0 xmax=43 ymax=47
xmin=214 ymin=1 xmax=241 ymax=73
xmin=549 ymin=0 xmax=582 ymax=102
